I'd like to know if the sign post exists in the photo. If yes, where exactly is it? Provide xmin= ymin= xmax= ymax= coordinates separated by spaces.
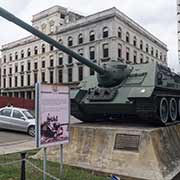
xmin=60 ymin=144 xmax=63 ymax=177
xmin=43 ymin=147 xmax=47 ymax=180
xmin=35 ymin=83 xmax=70 ymax=179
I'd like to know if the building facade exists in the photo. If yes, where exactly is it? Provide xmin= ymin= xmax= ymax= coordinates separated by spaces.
xmin=0 ymin=6 xmax=168 ymax=99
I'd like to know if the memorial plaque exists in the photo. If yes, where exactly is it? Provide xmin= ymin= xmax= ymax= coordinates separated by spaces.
xmin=114 ymin=134 xmax=140 ymax=151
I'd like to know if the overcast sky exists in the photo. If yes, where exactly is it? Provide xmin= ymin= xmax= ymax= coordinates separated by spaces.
xmin=0 ymin=0 xmax=179 ymax=71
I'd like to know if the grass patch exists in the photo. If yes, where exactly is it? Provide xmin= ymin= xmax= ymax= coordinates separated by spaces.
xmin=0 ymin=150 xmax=109 ymax=180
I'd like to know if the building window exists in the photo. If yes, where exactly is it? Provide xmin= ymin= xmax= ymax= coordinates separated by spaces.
xmin=164 ymin=55 xmax=167 ymax=62
xmin=146 ymin=56 xmax=149 ymax=63
xmin=9 ymin=54 xmax=12 ymax=61
xmin=34 ymin=62 xmax=38 ymax=70
xmin=14 ymin=92 xmax=18 ymax=97
xmin=15 ymin=52 xmax=18 ymax=60
xmin=68 ymin=68 xmax=73 ymax=82
xmin=3 ymin=68 xmax=6 ymax=75
xmin=140 ymin=40 xmax=143 ymax=50
xmin=68 ymin=55 xmax=73 ymax=64
xmin=59 ymin=54 xmax=63 ymax=65
xmin=78 ymin=66 xmax=83 ymax=81
xmin=89 ymin=31 xmax=95 ymax=41
xmin=27 ymin=62 xmax=31 ymax=71
xmin=9 ymin=67 xmax=12 ymax=74
xmin=156 ymin=50 xmax=159 ymax=58
xmin=58 ymin=69 xmax=63 ymax=83
xmin=78 ymin=49 xmax=84 ymax=56
xmin=89 ymin=46 xmax=95 ymax=60
xmin=133 ymin=36 xmax=137 ymax=47
xmin=34 ymin=73 xmax=38 ymax=84
xmin=21 ymin=50 xmax=24 ymax=59
xmin=126 ymin=47 xmax=130 ymax=63
xmin=151 ymin=47 xmax=154 ymax=56
xmin=118 ymin=27 xmax=122 ymax=39
xmin=15 ymin=76 xmax=18 ymax=87
xmin=78 ymin=34 xmax=83 ymax=44
xmin=42 ymin=44 xmax=46 ymax=53
xmin=146 ymin=44 xmax=149 ymax=53
xmin=103 ymin=44 xmax=109 ymax=58
xmin=49 ymin=71 xmax=54 ymax=84
xmin=21 ymin=75 xmax=24 ymax=87
xmin=27 ymin=74 xmax=31 ymax=86
xmin=103 ymin=27 xmax=109 ymax=38
xmin=49 ymin=55 xmax=54 ymax=67
xmin=50 ymin=59 xmax=54 ymax=67
xmin=3 ymin=78 xmax=6 ymax=88
xmin=126 ymin=32 xmax=130 ymax=43
xmin=133 ymin=51 xmax=137 ymax=64
xmin=160 ymin=53 xmax=162 ymax=61
xmin=89 ymin=68 xmax=95 ymax=76
xmin=42 ymin=61 xmax=45 ymax=68
xmin=9 ymin=77 xmax=12 ymax=88
xmin=27 ymin=48 xmax=31 ymax=57
xmin=140 ymin=54 xmax=144 ymax=63
xmin=68 ymin=36 xmax=73 ymax=46
xmin=118 ymin=44 xmax=122 ymax=58
xmin=21 ymin=65 xmax=24 ymax=72
xmin=49 ymin=22 xmax=54 ymax=33
xmin=15 ymin=64 xmax=18 ymax=73
xmin=27 ymin=92 xmax=32 ymax=99
xmin=50 ymin=45 xmax=54 ymax=51
xmin=20 ymin=92 xmax=25 ymax=98
xmin=3 ymin=55 xmax=6 ymax=63
xmin=61 ymin=14 xmax=65 ymax=19
xmin=34 ymin=46 xmax=38 ymax=55
xmin=41 ymin=72 xmax=45 ymax=83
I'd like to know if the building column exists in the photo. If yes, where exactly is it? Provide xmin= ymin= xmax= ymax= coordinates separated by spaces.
xmin=25 ymin=91 xmax=28 ymax=99
xmin=110 ymin=38 xmax=118 ymax=60
xmin=32 ymin=91 xmax=35 ymax=100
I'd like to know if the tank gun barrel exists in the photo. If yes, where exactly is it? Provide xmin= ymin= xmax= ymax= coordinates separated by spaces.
xmin=0 ymin=7 xmax=105 ymax=75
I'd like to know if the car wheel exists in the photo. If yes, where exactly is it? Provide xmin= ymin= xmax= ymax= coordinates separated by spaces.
xmin=28 ymin=126 xmax=35 ymax=137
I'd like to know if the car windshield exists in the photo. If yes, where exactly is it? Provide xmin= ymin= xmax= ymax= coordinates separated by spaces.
xmin=22 ymin=110 xmax=35 ymax=119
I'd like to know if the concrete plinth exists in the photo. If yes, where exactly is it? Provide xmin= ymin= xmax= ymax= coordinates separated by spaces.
xmin=34 ymin=122 xmax=180 ymax=180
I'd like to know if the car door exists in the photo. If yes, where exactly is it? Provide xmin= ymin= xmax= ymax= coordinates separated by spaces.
xmin=0 ymin=108 xmax=12 ymax=129
xmin=11 ymin=109 xmax=29 ymax=132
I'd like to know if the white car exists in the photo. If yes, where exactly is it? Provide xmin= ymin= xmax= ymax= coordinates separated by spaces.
xmin=0 ymin=106 xmax=35 ymax=136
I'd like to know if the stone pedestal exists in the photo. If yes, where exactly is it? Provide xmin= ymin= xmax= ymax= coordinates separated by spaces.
xmin=34 ymin=122 xmax=180 ymax=180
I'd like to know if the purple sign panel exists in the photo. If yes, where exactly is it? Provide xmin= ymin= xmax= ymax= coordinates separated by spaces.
xmin=36 ymin=84 xmax=70 ymax=148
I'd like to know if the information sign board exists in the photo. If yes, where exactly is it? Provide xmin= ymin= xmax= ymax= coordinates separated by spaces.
xmin=35 ymin=83 xmax=70 ymax=148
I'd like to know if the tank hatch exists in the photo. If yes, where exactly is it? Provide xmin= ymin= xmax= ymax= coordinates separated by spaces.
xmin=87 ymin=87 xmax=118 ymax=101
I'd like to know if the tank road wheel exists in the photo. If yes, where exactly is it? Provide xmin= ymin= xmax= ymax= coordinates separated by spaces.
xmin=179 ymin=99 xmax=180 ymax=118
xmin=169 ymin=98 xmax=177 ymax=122
xmin=159 ymin=97 xmax=169 ymax=124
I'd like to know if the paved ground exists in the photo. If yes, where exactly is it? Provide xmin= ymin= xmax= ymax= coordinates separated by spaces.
xmin=0 ymin=129 xmax=35 ymax=155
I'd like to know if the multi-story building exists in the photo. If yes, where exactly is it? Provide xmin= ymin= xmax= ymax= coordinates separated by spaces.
xmin=0 ymin=5 xmax=168 ymax=99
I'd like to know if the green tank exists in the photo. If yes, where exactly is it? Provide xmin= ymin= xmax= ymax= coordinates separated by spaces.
xmin=0 ymin=7 xmax=179 ymax=125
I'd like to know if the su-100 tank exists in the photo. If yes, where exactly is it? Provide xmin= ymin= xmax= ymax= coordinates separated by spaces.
xmin=0 ymin=7 xmax=180 ymax=125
